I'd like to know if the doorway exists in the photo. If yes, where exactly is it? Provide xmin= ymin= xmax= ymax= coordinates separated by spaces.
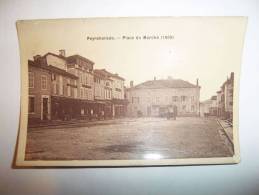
xmin=41 ymin=95 xmax=50 ymax=120
xmin=42 ymin=98 xmax=48 ymax=120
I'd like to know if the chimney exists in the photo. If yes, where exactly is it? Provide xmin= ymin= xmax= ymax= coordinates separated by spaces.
xmin=154 ymin=76 xmax=156 ymax=81
xmin=230 ymin=72 xmax=234 ymax=81
xmin=33 ymin=55 xmax=41 ymax=61
xmin=130 ymin=81 xmax=134 ymax=88
xmin=59 ymin=49 xmax=66 ymax=57
xmin=196 ymin=78 xmax=199 ymax=86
xmin=168 ymin=76 xmax=172 ymax=80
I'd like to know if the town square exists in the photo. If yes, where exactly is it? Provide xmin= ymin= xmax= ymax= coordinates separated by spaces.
xmin=26 ymin=117 xmax=233 ymax=160
xmin=25 ymin=49 xmax=234 ymax=160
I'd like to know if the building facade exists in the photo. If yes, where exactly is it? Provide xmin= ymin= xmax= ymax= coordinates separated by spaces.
xmin=217 ymin=72 xmax=234 ymax=121
xmin=200 ymin=96 xmax=218 ymax=117
xmin=126 ymin=78 xmax=200 ymax=117
xmin=66 ymin=54 xmax=96 ymax=118
xmin=201 ymin=72 xmax=234 ymax=121
xmin=66 ymin=55 xmax=94 ymax=101
xmin=28 ymin=60 xmax=52 ymax=123
xmin=94 ymin=69 xmax=127 ymax=117
xmin=49 ymin=67 xmax=78 ymax=120
xmin=28 ymin=52 xmax=80 ymax=123
xmin=28 ymin=50 xmax=127 ymax=124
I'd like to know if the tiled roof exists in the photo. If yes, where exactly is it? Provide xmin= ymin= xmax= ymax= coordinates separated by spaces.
xmin=28 ymin=60 xmax=78 ymax=79
xmin=43 ymin=52 xmax=67 ymax=60
xmin=133 ymin=79 xmax=198 ymax=89
xmin=94 ymin=69 xmax=107 ymax=77
xmin=47 ymin=65 xmax=78 ymax=79
xmin=95 ymin=69 xmax=125 ymax=81
xmin=67 ymin=54 xmax=94 ymax=65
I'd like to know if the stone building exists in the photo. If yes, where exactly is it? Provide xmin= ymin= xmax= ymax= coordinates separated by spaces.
xmin=94 ymin=69 xmax=127 ymax=117
xmin=126 ymin=78 xmax=200 ymax=117
xmin=94 ymin=70 xmax=106 ymax=100
xmin=224 ymin=72 xmax=234 ymax=116
xmin=28 ymin=58 xmax=78 ymax=123
xmin=27 ymin=50 xmax=128 ymax=123
xmin=217 ymin=72 xmax=234 ymax=121
xmin=93 ymin=69 xmax=111 ymax=118
xmin=28 ymin=60 xmax=52 ymax=123
xmin=66 ymin=54 xmax=95 ymax=118
xmin=49 ymin=66 xmax=78 ymax=120
xmin=217 ymin=90 xmax=224 ymax=117
xmin=66 ymin=54 xmax=94 ymax=101
xmin=200 ymin=96 xmax=218 ymax=117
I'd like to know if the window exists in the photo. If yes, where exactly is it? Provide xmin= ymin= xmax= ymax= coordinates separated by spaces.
xmin=51 ymin=73 xmax=56 ymax=81
xmin=80 ymin=88 xmax=83 ymax=98
xmin=191 ymin=96 xmax=195 ymax=102
xmin=56 ymin=83 xmax=59 ymax=94
xmin=181 ymin=96 xmax=186 ymax=102
xmin=84 ymin=89 xmax=87 ymax=98
xmin=41 ymin=75 xmax=47 ymax=90
xmin=53 ymin=83 xmax=57 ymax=94
xmin=63 ymin=84 xmax=65 ymax=95
xmin=59 ymin=76 xmax=63 ymax=95
xmin=182 ymin=105 xmax=186 ymax=110
xmin=83 ymin=75 xmax=87 ymax=85
xmin=28 ymin=96 xmax=35 ymax=113
xmin=79 ymin=74 xmax=82 ymax=83
xmin=67 ymin=79 xmax=71 ymax=96
xmin=74 ymin=88 xmax=77 ymax=98
xmin=172 ymin=96 xmax=178 ymax=102
xmin=29 ymin=72 xmax=34 ymax=88
xmin=191 ymin=105 xmax=195 ymax=112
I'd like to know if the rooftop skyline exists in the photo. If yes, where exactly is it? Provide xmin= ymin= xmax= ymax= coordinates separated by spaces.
xmin=18 ymin=17 xmax=246 ymax=101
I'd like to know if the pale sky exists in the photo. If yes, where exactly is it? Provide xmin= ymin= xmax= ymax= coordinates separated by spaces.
xmin=17 ymin=17 xmax=246 ymax=100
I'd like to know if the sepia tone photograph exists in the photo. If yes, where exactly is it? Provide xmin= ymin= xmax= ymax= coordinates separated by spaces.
xmin=15 ymin=17 xmax=247 ymax=166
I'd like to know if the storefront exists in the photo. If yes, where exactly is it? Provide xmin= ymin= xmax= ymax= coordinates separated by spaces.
xmin=51 ymin=96 xmax=80 ymax=120
xmin=112 ymin=99 xmax=128 ymax=118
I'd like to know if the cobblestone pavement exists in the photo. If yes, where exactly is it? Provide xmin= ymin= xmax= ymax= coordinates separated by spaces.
xmin=25 ymin=117 xmax=233 ymax=160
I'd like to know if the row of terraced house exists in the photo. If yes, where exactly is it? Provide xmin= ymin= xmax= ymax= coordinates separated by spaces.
xmin=28 ymin=50 xmax=127 ymax=124
xmin=200 ymin=72 xmax=234 ymax=121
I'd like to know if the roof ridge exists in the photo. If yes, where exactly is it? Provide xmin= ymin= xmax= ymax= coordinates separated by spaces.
xmin=133 ymin=79 xmax=197 ymax=89
xmin=67 ymin=54 xmax=95 ymax=65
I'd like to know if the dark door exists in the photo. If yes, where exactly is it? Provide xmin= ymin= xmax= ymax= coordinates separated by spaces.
xmin=43 ymin=98 xmax=48 ymax=120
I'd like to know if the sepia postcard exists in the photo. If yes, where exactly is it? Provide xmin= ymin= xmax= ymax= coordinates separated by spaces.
xmin=15 ymin=17 xmax=247 ymax=167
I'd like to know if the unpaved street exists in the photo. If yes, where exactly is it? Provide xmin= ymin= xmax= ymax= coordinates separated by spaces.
xmin=25 ymin=117 xmax=233 ymax=160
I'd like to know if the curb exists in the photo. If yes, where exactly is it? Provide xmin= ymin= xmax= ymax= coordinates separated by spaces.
xmin=216 ymin=119 xmax=234 ymax=150
xmin=28 ymin=119 xmax=115 ymax=129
